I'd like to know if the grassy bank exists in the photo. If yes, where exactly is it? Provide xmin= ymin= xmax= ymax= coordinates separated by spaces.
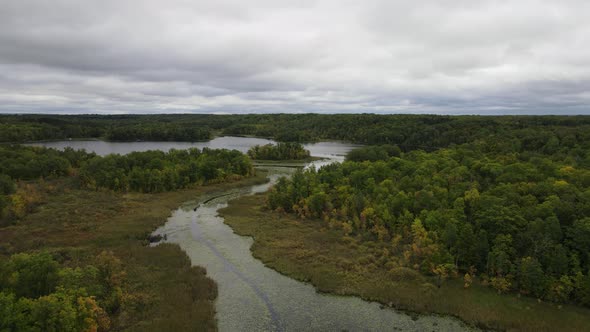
xmin=220 ymin=193 xmax=590 ymax=332
xmin=0 ymin=173 xmax=268 ymax=331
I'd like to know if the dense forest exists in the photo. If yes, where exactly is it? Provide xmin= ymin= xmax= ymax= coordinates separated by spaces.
xmin=268 ymin=139 xmax=590 ymax=305
xmin=247 ymin=142 xmax=310 ymax=160
xmin=2 ymin=113 xmax=590 ymax=329
xmin=0 ymin=115 xmax=215 ymax=142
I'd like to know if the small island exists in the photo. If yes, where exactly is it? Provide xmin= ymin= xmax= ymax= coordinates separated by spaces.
xmin=247 ymin=142 xmax=312 ymax=161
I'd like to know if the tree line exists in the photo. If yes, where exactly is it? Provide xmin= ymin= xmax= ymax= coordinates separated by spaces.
xmin=0 ymin=115 xmax=217 ymax=142
xmin=79 ymin=148 xmax=253 ymax=192
xmin=2 ymin=115 xmax=590 ymax=158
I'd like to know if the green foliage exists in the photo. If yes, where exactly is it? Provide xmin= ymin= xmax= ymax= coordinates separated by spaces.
xmin=0 ymin=114 xmax=213 ymax=142
xmin=267 ymin=139 xmax=590 ymax=306
xmin=0 ymin=175 xmax=15 ymax=195
xmin=247 ymin=142 xmax=310 ymax=160
xmin=0 ymin=252 xmax=113 ymax=331
xmin=0 ymin=145 xmax=92 ymax=224
xmin=79 ymin=148 xmax=253 ymax=192
xmin=574 ymin=273 xmax=590 ymax=306
xmin=106 ymin=123 xmax=210 ymax=142
xmin=1 ymin=252 xmax=60 ymax=299
xmin=517 ymin=257 xmax=547 ymax=298
xmin=346 ymin=144 xmax=401 ymax=162
xmin=0 ymin=175 xmax=15 ymax=220
xmin=0 ymin=145 xmax=88 ymax=180
xmin=567 ymin=218 xmax=590 ymax=267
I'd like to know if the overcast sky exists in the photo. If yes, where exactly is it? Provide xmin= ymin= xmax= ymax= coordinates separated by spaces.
xmin=1 ymin=0 xmax=589 ymax=115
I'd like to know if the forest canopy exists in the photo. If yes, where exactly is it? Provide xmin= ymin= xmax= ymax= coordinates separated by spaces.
xmin=268 ymin=136 xmax=590 ymax=305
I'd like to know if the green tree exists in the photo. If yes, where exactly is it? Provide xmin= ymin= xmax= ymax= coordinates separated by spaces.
xmin=568 ymin=218 xmax=590 ymax=267
xmin=488 ymin=235 xmax=515 ymax=277
xmin=0 ymin=174 xmax=15 ymax=195
xmin=4 ymin=252 xmax=59 ymax=299
xmin=517 ymin=257 xmax=547 ymax=298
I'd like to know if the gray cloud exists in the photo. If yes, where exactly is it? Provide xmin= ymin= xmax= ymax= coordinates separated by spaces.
xmin=0 ymin=0 xmax=589 ymax=114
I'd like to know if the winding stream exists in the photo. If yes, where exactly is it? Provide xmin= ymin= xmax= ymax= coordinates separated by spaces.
xmin=32 ymin=137 xmax=474 ymax=331
xmin=152 ymin=170 xmax=474 ymax=331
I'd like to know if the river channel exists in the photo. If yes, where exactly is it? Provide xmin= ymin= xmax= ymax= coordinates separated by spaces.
xmin=31 ymin=137 xmax=474 ymax=331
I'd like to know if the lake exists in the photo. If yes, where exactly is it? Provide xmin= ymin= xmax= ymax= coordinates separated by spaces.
xmin=26 ymin=136 xmax=361 ymax=162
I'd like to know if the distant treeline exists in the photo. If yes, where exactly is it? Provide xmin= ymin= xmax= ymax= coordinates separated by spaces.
xmin=0 ymin=114 xmax=216 ymax=142
xmin=247 ymin=142 xmax=310 ymax=160
xmin=2 ymin=114 xmax=590 ymax=153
